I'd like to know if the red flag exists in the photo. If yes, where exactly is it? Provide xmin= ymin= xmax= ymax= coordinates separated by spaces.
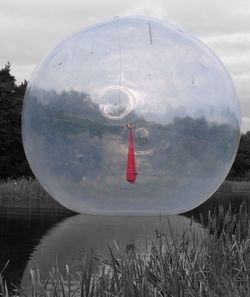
xmin=126 ymin=127 xmax=137 ymax=183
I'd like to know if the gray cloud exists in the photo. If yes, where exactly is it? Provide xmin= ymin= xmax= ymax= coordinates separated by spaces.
xmin=202 ymin=32 xmax=250 ymax=121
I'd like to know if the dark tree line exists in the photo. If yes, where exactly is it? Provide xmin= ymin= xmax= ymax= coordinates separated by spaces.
xmin=0 ymin=63 xmax=249 ymax=180
xmin=227 ymin=132 xmax=250 ymax=180
xmin=0 ymin=63 xmax=33 ymax=179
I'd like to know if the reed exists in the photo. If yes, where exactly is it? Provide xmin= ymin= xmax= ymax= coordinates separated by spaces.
xmin=1 ymin=203 xmax=250 ymax=296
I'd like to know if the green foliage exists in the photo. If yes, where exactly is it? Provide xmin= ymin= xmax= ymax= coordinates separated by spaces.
xmin=0 ymin=63 xmax=32 ymax=180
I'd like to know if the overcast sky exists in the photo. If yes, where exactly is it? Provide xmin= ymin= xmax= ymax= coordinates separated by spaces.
xmin=1 ymin=0 xmax=250 ymax=131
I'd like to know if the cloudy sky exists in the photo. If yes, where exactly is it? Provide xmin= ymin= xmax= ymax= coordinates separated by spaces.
xmin=1 ymin=0 xmax=250 ymax=131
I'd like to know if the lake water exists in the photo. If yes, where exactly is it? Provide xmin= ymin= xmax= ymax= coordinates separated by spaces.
xmin=0 ymin=190 xmax=250 ymax=289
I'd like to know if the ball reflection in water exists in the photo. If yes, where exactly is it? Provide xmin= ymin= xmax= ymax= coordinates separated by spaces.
xmin=22 ymin=16 xmax=241 ymax=214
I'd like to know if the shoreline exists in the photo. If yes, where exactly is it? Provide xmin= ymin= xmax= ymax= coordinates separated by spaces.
xmin=0 ymin=178 xmax=250 ymax=214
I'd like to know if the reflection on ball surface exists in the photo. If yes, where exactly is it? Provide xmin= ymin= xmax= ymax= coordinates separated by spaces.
xmin=22 ymin=16 xmax=241 ymax=214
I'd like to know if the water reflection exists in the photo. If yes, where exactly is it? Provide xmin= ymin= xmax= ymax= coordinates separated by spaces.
xmin=0 ymin=211 xmax=70 ymax=286
xmin=21 ymin=214 xmax=203 ymax=288
xmin=1 ymin=191 xmax=250 ymax=289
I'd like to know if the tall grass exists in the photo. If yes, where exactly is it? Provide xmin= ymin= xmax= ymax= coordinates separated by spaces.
xmin=0 ymin=178 xmax=50 ymax=202
xmin=1 ymin=203 xmax=250 ymax=296
xmin=0 ymin=178 xmax=70 ymax=212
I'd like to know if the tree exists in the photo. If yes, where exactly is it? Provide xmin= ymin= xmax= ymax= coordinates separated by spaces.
xmin=0 ymin=63 xmax=32 ymax=179
xmin=227 ymin=132 xmax=250 ymax=179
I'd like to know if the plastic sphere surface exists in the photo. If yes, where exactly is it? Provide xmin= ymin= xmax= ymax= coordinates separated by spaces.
xmin=22 ymin=16 xmax=241 ymax=214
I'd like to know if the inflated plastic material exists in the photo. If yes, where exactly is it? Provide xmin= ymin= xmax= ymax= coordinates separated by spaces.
xmin=22 ymin=16 xmax=241 ymax=214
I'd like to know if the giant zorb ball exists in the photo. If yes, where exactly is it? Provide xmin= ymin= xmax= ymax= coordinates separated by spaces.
xmin=22 ymin=16 xmax=241 ymax=215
